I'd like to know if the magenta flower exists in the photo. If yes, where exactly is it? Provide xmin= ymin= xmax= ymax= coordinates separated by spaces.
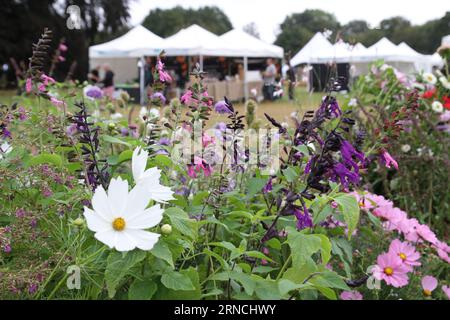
xmin=41 ymin=74 xmax=56 ymax=85
xmin=157 ymin=59 xmax=172 ymax=83
xmin=59 ymin=43 xmax=68 ymax=52
xmin=372 ymin=252 xmax=410 ymax=288
xmin=202 ymin=133 xmax=215 ymax=148
xmin=50 ymin=97 xmax=66 ymax=108
xmin=388 ymin=239 xmax=421 ymax=271
xmin=26 ymin=78 xmax=32 ymax=93
xmin=380 ymin=149 xmax=398 ymax=170
xmin=187 ymin=156 xmax=212 ymax=178
xmin=340 ymin=291 xmax=363 ymax=300
xmin=181 ymin=90 xmax=193 ymax=104
xmin=421 ymin=276 xmax=438 ymax=297
xmin=18 ymin=106 xmax=27 ymax=121
xmin=3 ymin=244 xmax=12 ymax=253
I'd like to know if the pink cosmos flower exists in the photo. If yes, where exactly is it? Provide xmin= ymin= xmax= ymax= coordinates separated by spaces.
xmin=181 ymin=90 xmax=193 ymax=105
xmin=380 ymin=149 xmax=398 ymax=170
xmin=433 ymin=241 xmax=450 ymax=264
xmin=372 ymin=252 xmax=410 ymax=288
xmin=340 ymin=291 xmax=363 ymax=300
xmin=416 ymin=224 xmax=438 ymax=245
xmin=157 ymin=59 xmax=172 ymax=83
xmin=26 ymin=77 xmax=33 ymax=93
xmin=442 ymin=286 xmax=450 ymax=299
xmin=388 ymin=239 xmax=421 ymax=271
xmin=421 ymin=276 xmax=438 ymax=297
xmin=373 ymin=206 xmax=407 ymax=232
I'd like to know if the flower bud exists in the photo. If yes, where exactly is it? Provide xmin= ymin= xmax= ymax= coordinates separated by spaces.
xmin=161 ymin=224 xmax=172 ymax=235
xmin=73 ymin=217 xmax=84 ymax=226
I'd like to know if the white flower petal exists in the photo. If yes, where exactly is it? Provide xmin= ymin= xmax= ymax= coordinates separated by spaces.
xmin=127 ymin=229 xmax=160 ymax=251
xmin=83 ymin=207 xmax=111 ymax=233
xmin=114 ymin=231 xmax=138 ymax=252
xmin=125 ymin=184 xmax=152 ymax=216
xmin=139 ymin=167 xmax=161 ymax=184
xmin=127 ymin=204 xmax=163 ymax=229
xmin=92 ymin=185 xmax=113 ymax=220
xmin=107 ymin=177 xmax=128 ymax=217
xmin=149 ymin=184 xmax=175 ymax=203
xmin=132 ymin=147 xmax=148 ymax=183
xmin=94 ymin=230 xmax=117 ymax=249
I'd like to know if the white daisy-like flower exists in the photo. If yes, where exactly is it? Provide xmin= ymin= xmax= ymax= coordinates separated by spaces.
xmin=132 ymin=147 xmax=175 ymax=203
xmin=0 ymin=141 xmax=12 ymax=159
xmin=431 ymin=101 xmax=444 ymax=113
xmin=439 ymin=76 xmax=450 ymax=90
xmin=401 ymin=144 xmax=411 ymax=153
xmin=423 ymin=73 xmax=437 ymax=85
xmin=148 ymin=108 xmax=160 ymax=120
xmin=139 ymin=106 xmax=148 ymax=120
xmin=83 ymin=177 xmax=163 ymax=252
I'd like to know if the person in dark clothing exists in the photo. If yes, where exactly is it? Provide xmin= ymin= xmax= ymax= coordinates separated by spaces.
xmin=144 ymin=56 xmax=154 ymax=87
xmin=88 ymin=67 xmax=100 ymax=84
xmin=286 ymin=62 xmax=296 ymax=101
xmin=101 ymin=64 xmax=115 ymax=98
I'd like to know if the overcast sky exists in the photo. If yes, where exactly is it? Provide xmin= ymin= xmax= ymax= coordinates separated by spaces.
xmin=129 ymin=0 xmax=449 ymax=43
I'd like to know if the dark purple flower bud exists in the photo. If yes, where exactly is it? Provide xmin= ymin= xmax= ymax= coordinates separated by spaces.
xmin=15 ymin=208 xmax=26 ymax=218
xmin=294 ymin=207 xmax=313 ymax=230
xmin=262 ymin=178 xmax=273 ymax=193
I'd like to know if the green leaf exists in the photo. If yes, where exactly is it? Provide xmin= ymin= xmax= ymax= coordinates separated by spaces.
xmin=246 ymin=177 xmax=267 ymax=199
xmin=333 ymin=194 xmax=360 ymax=239
xmin=161 ymin=270 xmax=195 ymax=291
xmin=105 ymin=250 xmax=147 ymax=298
xmin=315 ymin=234 xmax=332 ymax=265
xmin=164 ymin=207 xmax=197 ymax=239
xmin=154 ymin=154 xmax=172 ymax=167
xmin=278 ymin=279 xmax=310 ymax=296
xmin=118 ymin=150 xmax=133 ymax=163
xmin=309 ymin=271 xmax=350 ymax=291
xmin=255 ymin=279 xmax=282 ymax=300
xmin=25 ymin=153 xmax=63 ymax=168
xmin=282 ymin=166 xmax=298 ymax=183
xmin=151 ymin=241 xmax=174 ymax=268
xmin=128 ymin=279 xmax=157 ymax=300
xmin=102 ymin=135 xmax=131 ymax=147
xmin=154 ymin=267 xmax=201 ymax=300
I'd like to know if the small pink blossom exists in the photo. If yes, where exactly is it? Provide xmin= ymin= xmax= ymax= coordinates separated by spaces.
xmin=416 ymin=224 xmax=438 ymax=245
xmin=59 ymin=43 xmax=68 ymax=52
xmin=181 ymin=90 xmax=193 ymax=105
xmin=421 ymin=276 xmax=438 ymax=296
xmin=26 ymin=78 xmax=33 ymax=93
xmin=157 ymin=59 xmax=172 ymax=83
xmin=372 ymin=252 xmax=410 ymax=288
xmin=388 ymin=239 xmax=421 ymax=271
xmin=340 ymin=291 xmax=363 ymax=300
xmin=50 ymin=97 xmax=66 ymax=108
xmin=202 ymin=133 xmax=215 ymax=148
xmin=58 ymin=56 xmax=66 ymax=62
xmin=41 ymin=74 xmax=56 ymax=85
xmin=380 ymin=149 xmax=398 ymax=170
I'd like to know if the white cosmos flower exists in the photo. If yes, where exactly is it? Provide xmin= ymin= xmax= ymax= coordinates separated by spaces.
xmin=431 ymin=101 xmax=444 ymax=113
xmin=423 ymin=73 xmax=437 ymax=85
xmin=83 ymin=177 xmax=163 ymax=252
xmin=132 ymin=147 xmax=175 ymax=203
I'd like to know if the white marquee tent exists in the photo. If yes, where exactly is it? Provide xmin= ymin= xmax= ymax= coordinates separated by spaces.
xmin=290 ymin=32 xmax=334 ymax=66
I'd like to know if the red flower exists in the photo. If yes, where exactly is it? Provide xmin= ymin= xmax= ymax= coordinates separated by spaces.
xmin=443 ymin=96 xmax=450 ymax=110
xmin=422 ymin=88 xmax=436 ymax=99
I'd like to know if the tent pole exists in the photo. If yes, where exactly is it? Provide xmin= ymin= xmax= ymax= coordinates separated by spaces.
xmin=244 ymin=56 xmax=248 ymax=102
xmin=200 ymin=55 xmax=204 ymax=71
xmin=139 ymin=56 xmax=145 ymax=106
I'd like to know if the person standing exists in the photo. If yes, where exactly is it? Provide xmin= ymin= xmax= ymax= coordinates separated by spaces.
xmin=262 ymin=58 xmax=277 ymax=101
xmin=101 ymin=64 xmax=115 ymax=98
xmin=286 ymin=60 xmax=296 ymax=101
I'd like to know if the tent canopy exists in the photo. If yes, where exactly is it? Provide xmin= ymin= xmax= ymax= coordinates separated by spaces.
xmin=290 ymin=32 xmax=333 ymax=66
xmin=219 ymin=29 xmax=284 ymax=58
xmin=89 ymin=25 xmax=164 ymax=58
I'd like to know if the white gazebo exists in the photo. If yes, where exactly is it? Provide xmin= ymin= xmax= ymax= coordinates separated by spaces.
xmin=89 ymin=25 xmax=164 ymax=86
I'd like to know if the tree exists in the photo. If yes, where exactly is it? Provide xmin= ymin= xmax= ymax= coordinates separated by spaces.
xmin=243 ymin=22 xmax=260 ymax=39
xmin=142 ymin=6 xmax=233 ymax=38
xmin=0 ymin=0 xmax=131 ymax=82
xmin=275 ymin=10 xmax=340 ymax=55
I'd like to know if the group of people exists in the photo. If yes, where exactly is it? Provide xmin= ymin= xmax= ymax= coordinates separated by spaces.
xmin=88 ymin=64 xmax=115 ymax=98
xmin=262 ymin=57 xmax=296 ymax=102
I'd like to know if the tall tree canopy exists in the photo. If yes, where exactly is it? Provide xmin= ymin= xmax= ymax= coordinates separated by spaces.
xmin=0 ymin=0 xmax=131 ymax=82
xmin=275 ymin=10 xmax=340 ymax=55
xmin=142 ymin=6 xmax=233 ymax=37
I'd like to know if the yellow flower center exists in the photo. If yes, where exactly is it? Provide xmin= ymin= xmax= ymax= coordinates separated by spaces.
xmin=399 ymin=253 xmax=407 ymax=260
xmin=423 ymin=289 xmax=432 ymax=296
xmin=112 ymin=217 xmax=126 ymax=231
xmin=358 ymin=201 xmax=365 ymax=208
xmin=384 ymin=267 xmax=394 ymax=276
